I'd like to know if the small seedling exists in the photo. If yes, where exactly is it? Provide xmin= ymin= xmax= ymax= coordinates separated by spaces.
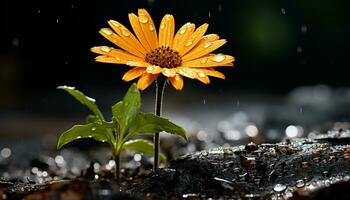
xmin=56 ymin=83 xmax=187 ymax=181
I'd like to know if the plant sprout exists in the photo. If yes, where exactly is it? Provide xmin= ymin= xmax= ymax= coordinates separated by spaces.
xmin=56 ymin=83 xmax=187 ymax=181
xmin=91 ymin=8 xmax=234 ymax=169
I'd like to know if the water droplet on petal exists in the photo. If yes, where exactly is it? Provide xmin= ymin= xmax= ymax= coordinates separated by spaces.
xmin=180 ymin=28 xmax=186 ymax=35
xmin=185 ymin=40 xmax=193 ymax=47
xmin=147 ymin=66 xmax=154 ymax=73
xmin=160 ymin=23 xmax=165 ymax=29
xmin=102 ymin=29 xmax=113 ymax=35
xmin=115 ymin=56 xmax=121 ymax=61
xmin=204 ymin=42 xmax=212 ymax=49
xmin=149 ymin=25 xmax=155 ymax=31
xmin=212 ymin=54 xmax=226 ymax=62
xmin=121 ymin=29 xmax=130 ymax=37
xmin=138 ymin=15 xmax=148 ymax=24
xmin=100 ymin=46 xmax=111 ymax=53
xmin=198 ymin=71 xmax=206 ymax=78
xmin=200 ymin=58 xmax=208 ymax=64
xmin=273 ymin=184 xmax=286 ymax=192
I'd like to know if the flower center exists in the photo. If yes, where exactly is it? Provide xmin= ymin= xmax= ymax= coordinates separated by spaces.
xmin=145 ymin=46 xmax=182 ymax=68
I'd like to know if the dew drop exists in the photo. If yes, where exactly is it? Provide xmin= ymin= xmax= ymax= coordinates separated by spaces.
xmin=139 ymin=15 xmax=148 ymax=24
xmin=212 ymin=54 xmax=226 ymax=62
xmin=180 ymin=28 xmax=186 ymax=35
xmin=204 ymin=42 xmax=212 ymax=49
xmin=185 ymin=40 xmax=193 ymax=47
xmin=121 ymin=29 xmax=130 ymax=37
xmin=100 ymin=46 xmax=111 ymax=53
xmin=200 ymin=58 xmax=208 ymax=64
xmin=273 ymin=184 xmax=286 ymax=192
xmin=102 ymin=29 xmax=113 ymax=35
xmin=147 ymin=66 xmax=154 ymax=73
xmin=198 ymin=72 xmax=206 ymax=78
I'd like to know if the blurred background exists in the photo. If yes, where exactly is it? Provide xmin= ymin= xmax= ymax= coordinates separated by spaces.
xmin=0 ymin=0 xmax=347 ymax=168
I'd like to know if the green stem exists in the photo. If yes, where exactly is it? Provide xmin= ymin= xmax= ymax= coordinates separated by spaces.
xmin=154 ymin=77 xmax=166 ymax=170
xmin=114 ymin=151 xmax=121 ymax=182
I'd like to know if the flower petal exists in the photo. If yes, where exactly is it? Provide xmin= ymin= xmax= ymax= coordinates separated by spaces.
xmin=137 ymin=73 xmax=158 ymax=90
xmin=108 ymin=20 xmax=147 ymax=55
xmin=194 ymin=70 xmax=210 ymax=84
xmin=177 ymin=67 xmax=196 ymax=79
xmin=138 ymin=9 xmax=158 ymax=49
xmin=95 ymin=55 xmax=126 ymax=64
xmin=172 ymin=23 xmax=196 ymax=51
xmin=182 ymin=39 xmax=227 ymax=62
xmin=169 ymin=75 xmax=184 ymax=90
xmin=162 ymin=68 xmax=177 ymax=77
xmin=122 ymin=67 xmax=147 ymax=81
xmin=178 ymin=23 xmax=208 ymax=56
xmin=91 ymin=46 xmax=144 ymax=62
xmin=99 ymin=28 xmax=145 ymax=58
xmin=158 ymin=14 xmax=175 ymax=47
xmin=181 ymin=54 xmax=235 ymax=68
xmin=146 ymin=65 xmax=163 ymax=74
xmin=128 ymin=13 xmax=152 ymax=51
xmin=201 ymin=69 xmax=226 ymax=79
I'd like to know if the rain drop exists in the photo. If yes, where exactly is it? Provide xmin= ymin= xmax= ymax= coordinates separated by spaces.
xmin=149 ymin=25 xmax=155 ymax=31
xmin=1 ymin=148 xmax=11 ymax=158
xmin=102 ymin=29 xmax=113 ymax=35
xmin=204 ymin=42 xmax=212 ymax=49
xmin=297 ymin=47 xmax=303 ymax=53
xmin=295 ymin=180 xmax=305 ymax=188
xmin=273 ymin=183 xmax=286 ymax=192
xmin=301 ymin=25 xmax=307 ymax=33
xmin=101 ymin=46 xmax=111 ymax=53
xmin=138 ymin=15 xmax=148 ymax=24
xmin=281 ymin=8 xmax=286 ymax=15
xmin=12 ymin=38 xmax=19 ymax=47
xmin=185 ymin=40 xmax=193 ymax=47
xmin=180 ymin=28 xmax=186 ymax=35
xmin=218 ymin=4 xmax=222 ymax=12
xmin=200 ymin=57 xmax=208 ymax=64
xmin=198 ymin=72 xmax=206 ymax=78
xmin=212 ymin=54 xmax=226 ymax=62
xmin=121 ymin=29 xmax=130 ymax=37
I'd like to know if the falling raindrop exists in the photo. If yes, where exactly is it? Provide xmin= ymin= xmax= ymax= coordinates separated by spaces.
xmin=299 ymin=107 xmax=303 ymax=113
xmin=218 ymin=4 xmax=222 ymax=12
xmin=37 ymin=10 xmax=41 ymax=14
xmin=12 ymin=38 xmax=19 ymax=47
xmin=56 ymin=18 xmax=59 ymax=24
xmin=301 ymin=25 xmax=307 ymax=33
xmin=203 ymin=99 xmax=206 ymax=105
xmin=147 ymin=0 xmax=155 ymax=5
xmin=208 ymin=12 xmax=211 ymax=18
xmin=281 ymin=8 xmax=286 ymax=15
xmin=297 ymin=47 xmax=303 ymax=53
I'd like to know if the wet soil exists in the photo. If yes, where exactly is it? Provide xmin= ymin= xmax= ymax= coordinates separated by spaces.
xmin=1 ymin=131 xmax=350 ymax=199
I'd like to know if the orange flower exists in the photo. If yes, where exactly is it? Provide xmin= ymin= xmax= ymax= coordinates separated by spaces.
xmin=91 ymin=9 xmax=235 ymax=90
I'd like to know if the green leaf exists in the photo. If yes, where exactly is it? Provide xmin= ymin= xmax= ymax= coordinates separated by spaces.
xmin=86 ymin=115 xmax=100 ymax=124
xmin=127 ymin=113 xmax=187 ymax=141
xmin=57 ymin=123 xmax=110 ymax=149
xmin=112 ymin=83 xmax=141 ymax=135
xmin=123 ymin=139 xmax=167 ymax=164
xmin=58 ymin=86 xmax=105 ymax=121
